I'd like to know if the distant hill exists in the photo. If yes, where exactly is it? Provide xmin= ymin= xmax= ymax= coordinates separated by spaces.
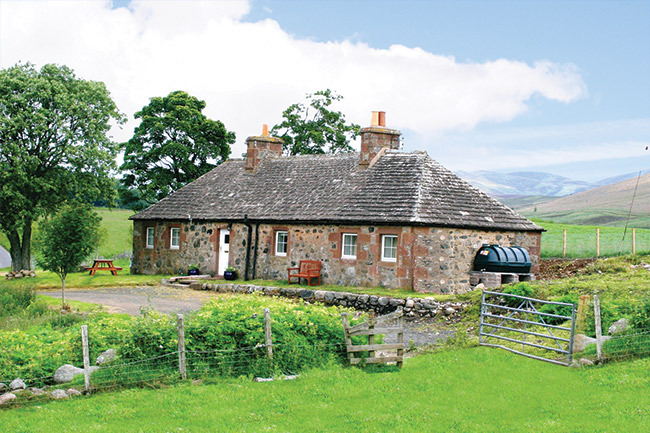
xmin=519 ymin=173 xmax=650 ymax=228
xmin=456 ymin=170 xmax=595 ymax=197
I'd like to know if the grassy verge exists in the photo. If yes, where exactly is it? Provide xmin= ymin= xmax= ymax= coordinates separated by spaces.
xmin=1 ymin=347 xmax=648 ymax=432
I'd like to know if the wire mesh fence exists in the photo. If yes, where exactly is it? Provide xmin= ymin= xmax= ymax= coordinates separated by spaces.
xmin=541 ymin=227 xmax=650 ymax=258
xmin=0 ymin=311 xmax=347 ymax=409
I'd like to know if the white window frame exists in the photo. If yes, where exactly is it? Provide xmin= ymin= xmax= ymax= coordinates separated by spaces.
xmin=146 ymin=227 xmax=155 ymax=249
xmin=275 ymin=231 xmax=288 ymax=256
xmin=381 ymin=234 xmax=398 ymax=262
xmin=170 ymin=227 xmax=180 ymax=250
xmin=341 ymin=233 xmax=358 ymax=259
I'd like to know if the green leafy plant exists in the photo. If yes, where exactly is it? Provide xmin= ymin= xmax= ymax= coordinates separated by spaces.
xmin=501 ymin=282 xmax=537 ymax=307
xmin=538 ymin=294 xmax=578 ymax=326
xmin=35 ymin=204 xmax=104 ymax=308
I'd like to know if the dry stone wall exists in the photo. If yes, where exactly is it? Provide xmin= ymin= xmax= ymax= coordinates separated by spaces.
xmin=191 ymin=282 xmax=468 ymax=319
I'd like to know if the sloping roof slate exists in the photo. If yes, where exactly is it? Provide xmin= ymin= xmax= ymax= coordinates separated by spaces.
xmin=131 ymin=151 xmax=542 ymax=231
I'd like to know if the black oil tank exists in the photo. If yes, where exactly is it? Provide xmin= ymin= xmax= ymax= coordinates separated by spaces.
xmin=473 ymin=244 xmax=531 ymax=273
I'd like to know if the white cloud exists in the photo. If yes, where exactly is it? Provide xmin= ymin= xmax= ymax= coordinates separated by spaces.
xmin=0 ymin=0 xmax=587 ymax=160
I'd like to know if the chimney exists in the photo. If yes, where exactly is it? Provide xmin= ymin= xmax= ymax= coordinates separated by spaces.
xmin=245 ymin=124 xmax=284 ymax=171
xmin=359 ymin=111 xmax=401 ymax=167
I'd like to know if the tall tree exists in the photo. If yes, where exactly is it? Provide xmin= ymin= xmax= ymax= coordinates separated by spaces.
xmin=271 ymin=89 xmax=360 ymax=155
xmin=36 ymin=204 xmax=104 ymax=308
xmin=120 ymin=91 xmax=235 ymax=210
xmin=0 ymin=63 xmax=124 ymax=271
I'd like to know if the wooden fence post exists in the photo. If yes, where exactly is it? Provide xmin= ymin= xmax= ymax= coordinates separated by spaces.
xmin=397 ymin=313 xmax=404 ymax=368
xmin=563 ymin=229 xmax=567 ymax=258
xmin=264 ymin=308 xmax=273 ymax=366
xmin=340 ymin=313 xmax=353 ymax=364
xmin=596 ymin=228 xmax=600 ymax=257
xmin=368 ymin=311 xmax=376 ymax=359
xmin=576 ymin=294 xmax=590 ymax=334
xmin=632 ymin=228 xmax=636 ymax=255
xmin=593 ymin=293 xmax=603 ymax=363
xmin=177 ymin=314 xmax=187 ymax=380
xmin=81 ymin=325 xmax=91 ymax=392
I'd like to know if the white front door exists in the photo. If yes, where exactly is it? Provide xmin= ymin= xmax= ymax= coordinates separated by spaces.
xmin=218 ymin=229 xmax=230 ymax=275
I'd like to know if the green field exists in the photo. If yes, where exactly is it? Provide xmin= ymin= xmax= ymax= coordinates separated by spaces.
xmin=1 ymin=347 xmax=648 ymax=432
xmin=532 ymin=219 xmax=650 ymax=258
xmin=0 ymin=207 xmax=134 ymax=260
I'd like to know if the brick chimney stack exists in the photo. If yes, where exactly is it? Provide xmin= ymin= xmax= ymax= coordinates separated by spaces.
xmin=359 ymin=111 xmax=401 ymax=167
xmin=245 ymin=124 xmax=284 ymax=171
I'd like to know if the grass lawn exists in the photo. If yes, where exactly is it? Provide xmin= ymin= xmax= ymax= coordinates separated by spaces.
xmin=2 ymin=347 xmax=648 ymax=432
xmin=0 ymin=267 xmax=170 ymax=290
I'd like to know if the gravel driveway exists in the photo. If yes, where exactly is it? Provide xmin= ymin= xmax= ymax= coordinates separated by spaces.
xmin=39 ymin=286 xmax=454 ymax=347
xmin=38 ymin=286 xmax=220 ymax=316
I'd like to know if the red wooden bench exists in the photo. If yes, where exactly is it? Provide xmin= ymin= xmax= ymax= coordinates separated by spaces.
xmin=85 ymin=259 xmax=123 ymax=276
xmin=287 ymin=260 xmax=322 ymax=286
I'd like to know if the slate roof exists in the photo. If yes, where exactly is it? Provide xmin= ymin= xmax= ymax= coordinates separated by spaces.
xmin=131 ymin=151 xmax=543 ymax=231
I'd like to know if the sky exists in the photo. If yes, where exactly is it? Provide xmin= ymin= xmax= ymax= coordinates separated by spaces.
xmin=1 ymin=0 xmax=649 ymax=182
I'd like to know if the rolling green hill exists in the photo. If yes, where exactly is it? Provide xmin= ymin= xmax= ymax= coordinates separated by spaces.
xmin=519 ymin=173 xmax=650 ymax=228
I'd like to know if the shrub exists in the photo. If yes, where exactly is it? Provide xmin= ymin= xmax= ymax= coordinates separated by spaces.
xmin=501 ymin=283 xmax=537 ymax=307
xmin=538 ymin=294 xmax=578 ymax=326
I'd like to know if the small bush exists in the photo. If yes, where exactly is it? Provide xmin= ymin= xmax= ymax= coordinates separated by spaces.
xmin=501 ymin=283 xmax=537 ymax=307
xmin=580 ymin=258 xmax=631 ymax=275
xmin=538 ymin=294 xmax=577 ymax=326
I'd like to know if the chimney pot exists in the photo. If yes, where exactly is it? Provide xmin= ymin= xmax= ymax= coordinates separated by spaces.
xmin=371 ymin=111 xmax=380 ymax=127
xmin=378 ymin=111 xmax=386 ymax=127
xmin=262 ymin=124 xmax=269 ymax=136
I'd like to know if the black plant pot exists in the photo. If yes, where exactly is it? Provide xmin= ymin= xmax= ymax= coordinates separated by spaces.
xmin=188 ymin=268 xmax=199 ymax=276
xmin=223 ymin=270 xmax=237 ymax=281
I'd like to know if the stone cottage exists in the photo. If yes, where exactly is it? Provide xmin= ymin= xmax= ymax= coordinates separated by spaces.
xmin=130 ymin=112 xmax=542 ymax=294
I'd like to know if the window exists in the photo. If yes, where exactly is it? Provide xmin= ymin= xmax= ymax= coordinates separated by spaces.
xmin=275 ymin=231 xmax=288 ymax=256
xmin=146 ymin=227 xmax=155 ymax=249
xmin=170 ymin=227 xmax=180 ymax=250
xmin=341 ymin=233 xmax=357 ymax=259
xmin=381 ymin=235 xmax=398 ymax=262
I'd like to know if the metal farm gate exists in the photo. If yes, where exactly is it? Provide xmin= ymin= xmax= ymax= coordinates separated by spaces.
xmin=479 ymin=291 xmax=576 ymax=366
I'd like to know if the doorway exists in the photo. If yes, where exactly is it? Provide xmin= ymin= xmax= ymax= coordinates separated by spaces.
xmin=218 ymin=229 xmax=230 ymax=275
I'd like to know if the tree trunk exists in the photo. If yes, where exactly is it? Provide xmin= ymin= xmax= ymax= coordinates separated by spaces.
xmin=6 ymin=218 xmax=33 ymax=271
xmin=61 ymin=274 xmax=66 ymax=308
xmin=7 ymin=228 xmax=24 ymax=272
xmin=22 ymin=218 xmax=32 ymax=271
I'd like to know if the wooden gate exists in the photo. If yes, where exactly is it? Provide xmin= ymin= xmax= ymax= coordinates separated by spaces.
xmin=341 ymin=308 xmax=404 ymax=367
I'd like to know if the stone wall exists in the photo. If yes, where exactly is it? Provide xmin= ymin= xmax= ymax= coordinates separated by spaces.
xmin=229 ymin=223 xmax=540 ymax=294
xmin=133 ymin=220 xmax=540 ymax=294
xmin=131 ymin=220 xmax=226 ymax=275
xmin=189 ymin=282 xmax=468 ymax=319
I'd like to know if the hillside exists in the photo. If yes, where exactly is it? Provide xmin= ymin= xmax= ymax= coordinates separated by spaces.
xmin=520 ymin=173 xmax=650 ymax=227
xmin=456 ymin=170 xmax=594 ymax=196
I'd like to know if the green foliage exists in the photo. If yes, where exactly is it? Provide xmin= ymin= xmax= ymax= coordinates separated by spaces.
xmin=0 ymin=283 xmax=35 ymax=317
xmin=501 ymin=282 xmax=537 ymax=307
xmin=271 ymin=89 xmax=360 ymax=155
xmin=0 ymin=294 xmax=350 ymax=385
xmin=120 ymin=90 xmax=235 ymax=210
xmin=0 ymin=62 xmax=124 ymax=271
xmin=538 ymin=294 xmax=577 ymax=325
xmin=631 ymin=297 xmax=650 ymax=331
xmin=35 ymin=204 xmax=104 ymax=299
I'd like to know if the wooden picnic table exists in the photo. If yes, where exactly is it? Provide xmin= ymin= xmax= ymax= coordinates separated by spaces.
xmin=86 ymin=259 xmax=123 ymax=276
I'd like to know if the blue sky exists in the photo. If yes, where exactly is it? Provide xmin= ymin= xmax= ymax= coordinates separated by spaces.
xmin=2 ymin=0 xmax=649 ymax=182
